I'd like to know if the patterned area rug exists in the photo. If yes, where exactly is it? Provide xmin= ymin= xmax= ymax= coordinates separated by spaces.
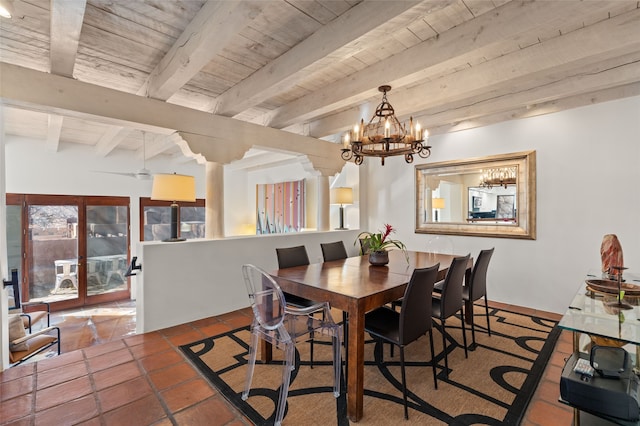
xmin=180 ymin=306 xmax=559 ymax=425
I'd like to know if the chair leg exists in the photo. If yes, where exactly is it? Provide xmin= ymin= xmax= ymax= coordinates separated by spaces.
xmin=428 ymin=330 xmax=438 ymax=390
xmin=274 ymin=342 xmax=294 ymax=426
xmin=484 ymin=296 xmax=491 ymax=336
xmin=400 ymin=346 xmax=409 ymax=420
xmin=309 ymin=338 xmax=315 ymax=368
xmin=441 ymin=319 xmax=449 ymax=377
xmin=332 ymin=331 xmax=342 ymax=397
xmin=470 ymin=304 xmax=477 ymax=349
xmin=306 ymin=316 xmax=316 ymax=369
xmin=342 ymin=311 xmax=348 ymax=378
xmin=242 ymin=331 xmax=259 ymax=401
xmin=460 ymin=309 xmax=468 ymax=358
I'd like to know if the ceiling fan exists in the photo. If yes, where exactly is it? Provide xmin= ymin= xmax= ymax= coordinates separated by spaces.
xmin=95 ymin=131 xmax=154 ymax=180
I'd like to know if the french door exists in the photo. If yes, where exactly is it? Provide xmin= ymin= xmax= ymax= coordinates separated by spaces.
xmin=6 ymin=194 xmax=131 ymax=311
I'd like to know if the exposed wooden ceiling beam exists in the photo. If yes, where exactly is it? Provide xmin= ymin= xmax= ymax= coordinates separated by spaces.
xmin=142 ymin=133 xmax=178 ymax=160
xmin=266 ymin=0 xmax=616 ymax=130
xmin=308 ymin=8 xmax=640 ymax=137
xmin=95 ymin=126 xmax=131 ymax=157
xmin=45 ymin=115 xmax=63 ymax=152
xmin=49 ymin=0 xmax=87 ymax=77
xmin=417 ymin=55 xmax=640 ymax=134
xmin=428 ymin=82 xmax=640 ymax=135
xmin=0 ymin=63 xmax=345 ymax=176
xmin=214 ymin=0 xmax=420 ymax=117
xmin=142 ymin=1 xmax=260 ymax=101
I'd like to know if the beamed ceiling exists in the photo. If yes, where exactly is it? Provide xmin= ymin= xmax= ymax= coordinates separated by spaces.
xmin=1 ymin=0 xmax=639 ymax=169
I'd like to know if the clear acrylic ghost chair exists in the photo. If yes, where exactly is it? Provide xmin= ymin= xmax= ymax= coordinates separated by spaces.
xmin=241 ymin=264 xmax=342 ymax=426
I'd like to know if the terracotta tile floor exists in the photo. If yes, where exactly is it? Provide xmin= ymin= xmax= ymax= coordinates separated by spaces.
xmin=1 ymin=300 xmax=574 ymax=425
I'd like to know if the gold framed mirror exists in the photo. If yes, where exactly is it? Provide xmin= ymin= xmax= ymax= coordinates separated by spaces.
xmin=415 ymin=151 xmax=536 ymax=239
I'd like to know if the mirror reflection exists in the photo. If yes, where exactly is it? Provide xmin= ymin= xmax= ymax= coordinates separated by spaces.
xmin=416 ymin=151 xmax=536 ymax=239
xmin=468 ymin=184 xmax=517 ymax=223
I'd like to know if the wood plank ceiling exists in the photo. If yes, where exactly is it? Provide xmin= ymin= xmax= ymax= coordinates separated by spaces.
xmin=1 ymin=0 xmax=639 ymax=168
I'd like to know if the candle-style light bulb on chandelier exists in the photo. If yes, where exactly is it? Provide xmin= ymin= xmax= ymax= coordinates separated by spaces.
xmin=341 ymin=85 xmax=431 ymax=166
xmin=479 ymin=166 xmax=517 ymax=189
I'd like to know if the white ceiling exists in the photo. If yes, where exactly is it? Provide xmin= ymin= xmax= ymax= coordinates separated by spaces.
xmin=1 ymin=0 xmax=639 ymax=169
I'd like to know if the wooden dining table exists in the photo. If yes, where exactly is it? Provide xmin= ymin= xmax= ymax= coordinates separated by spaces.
xmin=269 ymin=250 xmax=472 ymax=422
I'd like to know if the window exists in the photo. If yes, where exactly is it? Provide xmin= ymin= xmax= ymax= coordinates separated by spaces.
xmin=139 ymin=197 xmax=205 ymax=241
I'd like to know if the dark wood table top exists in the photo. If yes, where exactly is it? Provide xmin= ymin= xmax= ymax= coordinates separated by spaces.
xmin=270 ymin=250 xmax=465 ymax=314
xmin=269 ymin=249 xmax=471 ymax=422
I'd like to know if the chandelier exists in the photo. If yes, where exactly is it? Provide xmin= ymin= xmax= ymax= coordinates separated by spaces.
xmin=479 ymin=167 xmax=517 ymax=189
xmin=341 ymin=85 xmax=431 ymax=166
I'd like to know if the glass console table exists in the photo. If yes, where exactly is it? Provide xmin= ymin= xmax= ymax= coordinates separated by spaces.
xmin=558 ymin=271 xmax=640 ymax=426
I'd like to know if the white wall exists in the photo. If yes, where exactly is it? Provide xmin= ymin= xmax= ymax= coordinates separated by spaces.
xmin=363 ymin=95 xmax=640 ymax=314
xmin=137 ymin=229 xmax=361 ymax=332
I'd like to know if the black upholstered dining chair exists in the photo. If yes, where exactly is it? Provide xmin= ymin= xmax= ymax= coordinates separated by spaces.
xmin=320 ymin=241 xmax=348 ymax=262
xmin=464 ymin=248 xmax=495 ymax=348
xmin=276 ymin=245 xmax=320 ymax=366
xmin=431 ymin=254 xmax=470 ymax=377
xmin=276 ymin=245 xmax=310 ymax=269
xmin=358 ymin=237 xmax=371 ymax=255
xmin=275 ymin=245 xmax=318 ymax=308
xmin=365 ymin=264 xmax=440 ymax=420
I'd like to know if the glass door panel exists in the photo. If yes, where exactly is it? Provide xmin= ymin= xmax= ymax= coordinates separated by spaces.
xmin=140 ymin=198 xmax=205 ymax=241
xmin=5 ymin=197 xmax=23 ymax=307
xmin=7 ymin=194 xmax=131 ymax=310
xmin=27 ymin=202 xmax=80 ymax=304
xmin=86 ymin=205 xmax=128 ymax=297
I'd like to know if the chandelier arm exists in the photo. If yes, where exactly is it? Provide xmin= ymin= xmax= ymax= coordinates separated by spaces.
xmin=341 ymin=150 xmax=353 ymax=161
xmin=418 ymin=147 xmax=431 ymax=159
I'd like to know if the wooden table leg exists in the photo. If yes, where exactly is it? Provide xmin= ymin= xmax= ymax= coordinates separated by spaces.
xmin=347 ymin=306 xmax=364 ymax=422
xmin=260 ymin=339 xmax=273 ymax=362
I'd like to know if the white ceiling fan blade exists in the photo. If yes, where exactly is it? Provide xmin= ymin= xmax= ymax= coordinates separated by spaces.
xmin=93 ymin=170 xmax=137 ymax=178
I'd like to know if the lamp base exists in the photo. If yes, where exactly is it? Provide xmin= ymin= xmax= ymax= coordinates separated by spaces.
xmin=162 ymin=237 xmax=186 ymax=242
xmin=335 ymin=227 xmax=349 ymax=231
xmin=337 ymin=205 xmax=348 ymax=230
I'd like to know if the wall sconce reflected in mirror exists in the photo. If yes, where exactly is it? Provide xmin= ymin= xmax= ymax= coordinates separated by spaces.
xmin=151 ymin=173 xmax=196 ymax=242
xmin=331 ymin=187 xmax=353 ymax=230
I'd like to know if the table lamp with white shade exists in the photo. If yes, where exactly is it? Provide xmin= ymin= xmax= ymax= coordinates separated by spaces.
xmin=151 ymin=173 xmax=196 ymax=242
xmin=331 ymin=187 xmax=353 ymax=230
xmin=432 ymin=197 xmax=445 ymax=222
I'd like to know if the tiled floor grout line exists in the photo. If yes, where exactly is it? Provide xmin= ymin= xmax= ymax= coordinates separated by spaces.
xmin=84 ymin=347 xmax=105 ymax=426
xmin=129 ymin=335 xmax=180 ymax=426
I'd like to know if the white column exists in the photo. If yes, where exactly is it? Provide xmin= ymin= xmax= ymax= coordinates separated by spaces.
xmin=205 ymin=162 xmax=224 ymax=239
xmin=317 ymin=176 xmax=330 ymax=231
